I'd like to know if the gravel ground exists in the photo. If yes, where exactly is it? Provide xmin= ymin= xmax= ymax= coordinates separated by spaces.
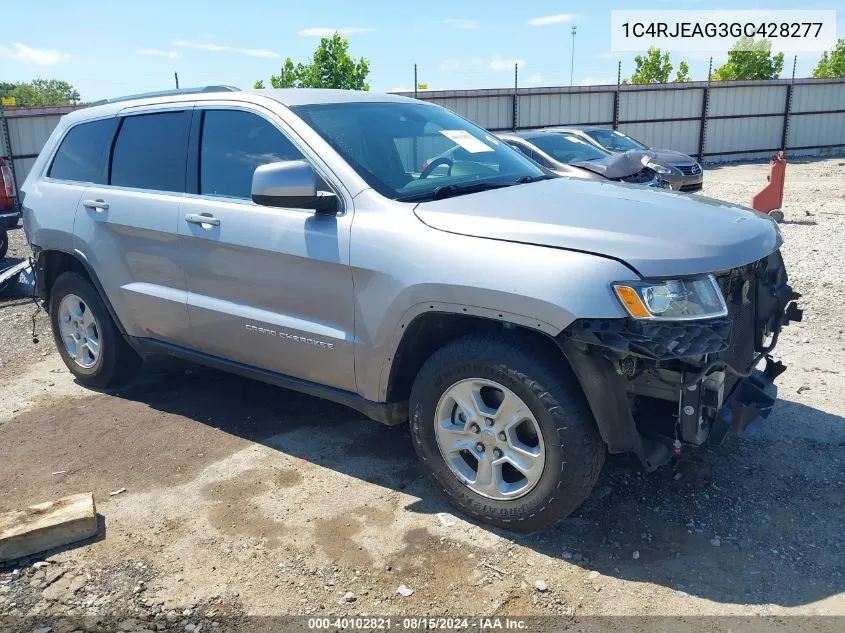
xmin=1 ymin=158 xmax=843 ymax=633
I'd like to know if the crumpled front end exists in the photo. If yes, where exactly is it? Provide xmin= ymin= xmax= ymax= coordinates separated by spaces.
xmin=558 ymin=250 xmax=802 ymax=470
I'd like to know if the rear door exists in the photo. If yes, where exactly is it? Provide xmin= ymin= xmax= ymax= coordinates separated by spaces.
xmin=177 ymin=105 xmax=356 ymax=391
xmin=73 ymin=106 xmax=194 ymax=346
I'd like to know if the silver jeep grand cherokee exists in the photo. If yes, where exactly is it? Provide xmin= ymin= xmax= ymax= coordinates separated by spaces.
xmin=21 ymin=87 xmax=802 ymax=531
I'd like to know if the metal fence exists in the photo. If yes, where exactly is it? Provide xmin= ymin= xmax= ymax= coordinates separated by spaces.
xmin=2 ymin=77 xmax=844 ymax=200
xmin=0 ymin=104 xmax=82 ymax=198
xmin=394 ymin=77 xmax=845 ymax=164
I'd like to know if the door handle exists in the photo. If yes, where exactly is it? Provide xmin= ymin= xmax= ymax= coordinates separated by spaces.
xmin=185 ymin=213 xmax=221 ymax=227
xmin=83 ymin=199 xmax=109 ymax=211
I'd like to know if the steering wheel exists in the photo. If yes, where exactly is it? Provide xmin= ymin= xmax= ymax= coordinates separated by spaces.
xmin=419 ymin=157 xmax=453 ymax=179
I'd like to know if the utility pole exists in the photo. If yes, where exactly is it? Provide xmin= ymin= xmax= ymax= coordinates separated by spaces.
xmin=792 ymin=55 xmax=798 ymax=81
xmin=414 ymin=64 xmax=418 ymax=99
xmin=513 ymin=62 xmax=518 ymax=131
xmin=570 ymin=26 xmax=577 ymax=85
xmin=707 ymin=57 xmax=713 ymax=82
xmin=174 ymin=72 xmax=180 ymax=89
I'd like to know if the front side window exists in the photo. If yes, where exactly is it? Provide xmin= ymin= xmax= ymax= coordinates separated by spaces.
xmin=530 ymin=133 xmax=609 ymax=164
xmin=291 ymin=101 xmax=544 ymax=201
xmin=48 ymin=118 xmax=118 ymax=183
xmin=200 ymin=109 xmax=304 ymax=199
xmin=110 ymin=111 xmax=191 ymax=192
xmin=586 ymin=129 xmax=646 ymax=152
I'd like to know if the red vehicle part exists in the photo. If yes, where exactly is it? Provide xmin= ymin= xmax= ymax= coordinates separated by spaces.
xmin=0 ymin=158 xmax=15 ymax=210
xmin=751 ymin=151 xmax=786 ymax=222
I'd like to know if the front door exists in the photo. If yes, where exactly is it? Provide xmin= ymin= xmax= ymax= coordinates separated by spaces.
xmin=178 ymin=106 xmax=356 ymax=391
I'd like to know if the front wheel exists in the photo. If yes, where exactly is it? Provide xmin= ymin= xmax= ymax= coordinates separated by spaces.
xmin=409 ymin=333 xmax=605 ymax=532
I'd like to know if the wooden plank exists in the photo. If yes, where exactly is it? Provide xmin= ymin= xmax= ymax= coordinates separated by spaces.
xmin=0 ymin=493 xmax=98 ymax=562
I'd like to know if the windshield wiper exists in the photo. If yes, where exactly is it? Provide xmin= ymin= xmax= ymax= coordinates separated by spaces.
xmin=515 ymin=174 xmax=551 ymax=184
xmin=397 ymin=181 xmax=514 ymax=202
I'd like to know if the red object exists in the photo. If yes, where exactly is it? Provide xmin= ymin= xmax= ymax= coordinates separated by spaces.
xmin=751 ymin=151 xmax=786 ymax=215
xmin=0 ymin=158 xmax=15 ymax=210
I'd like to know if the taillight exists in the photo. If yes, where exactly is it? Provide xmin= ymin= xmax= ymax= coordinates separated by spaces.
xmin=0 ymin=163 xmax=14 ymax=198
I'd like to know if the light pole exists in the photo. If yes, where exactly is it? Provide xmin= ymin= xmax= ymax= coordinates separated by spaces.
xmin=570 ymin=26 xmax=577 ymax=85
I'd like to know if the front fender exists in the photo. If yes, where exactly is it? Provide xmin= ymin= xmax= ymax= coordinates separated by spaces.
xmin=348 ymin=192 xmax=637 ymax=402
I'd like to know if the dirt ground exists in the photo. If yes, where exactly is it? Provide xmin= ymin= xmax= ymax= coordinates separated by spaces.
xmin=1 ymin=158 xmax=844 ymax=632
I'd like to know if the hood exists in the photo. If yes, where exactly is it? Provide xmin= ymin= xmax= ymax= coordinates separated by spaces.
xmin=572 ymin=149 xmax=654 ymax=179
xmin=649 ymin=148 xmax=698 ymax=165
xmin=413 ymin=177 xmax=780 ymax=278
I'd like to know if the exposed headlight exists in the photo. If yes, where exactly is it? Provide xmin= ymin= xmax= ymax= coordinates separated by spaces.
xmin=647 ymin=162 xmax=673 ymax=175
xmin=612 ymin=275 xmax=728 ymax=320
xmin=639 ymin=154 xmax=675 ymax=175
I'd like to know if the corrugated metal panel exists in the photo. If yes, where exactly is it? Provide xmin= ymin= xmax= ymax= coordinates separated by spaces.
xmin=618 ymin=121 xmax=700 ymax=156
xmin=791 ymin=83 xmax=845 ymax=112
xmin=7 ymin=114 xmax=64 ymax=157
xmin=12 ymin=157 xmax=38 ymax=183
xmin=619 ymin=88 xmax=703 ymax=123
xmin=788 ymin=112 xmax=845 ymax=149
xmin=705 ymin=117 xmax=782 ymax=154
xmin=425 ymin=95 xmax=512 ymax=130
xmin=518 ymin=92 xmax=613 ymax=128
xmin=708 ymin=85 xmax=787 ymax=116
xmin=704 ymin=150 xmax=772 ymax=164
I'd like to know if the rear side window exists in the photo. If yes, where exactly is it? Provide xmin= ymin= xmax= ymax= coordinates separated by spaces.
xmin=199 ymin=109 xmax=304 ymax=199
xmin=110 ymin=111 xmax=191 ymax=192
xmin=48 ymin=119 xmax=118 ymax=183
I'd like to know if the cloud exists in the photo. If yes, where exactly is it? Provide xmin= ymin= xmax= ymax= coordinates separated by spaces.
xmin=173 ymin=40 xmax=279 ymax=58
xmin=489 ymin=55 xmax=524 ymax=71
xmin=527 ymin=14 xmax=577 ymax=27
xmin=297 ymin=27 xmax=374 ymax=37
xmin=525 ymin=73 xmax=544 ymax=86
xmin=581 ymin=77 xmax=615 ymax=86
xmin=0 ymin=43 xmax=69 ymax=65
xmin=139 ymin=49 xmax=179 ymax=59
xmin=438 ymin=19 xmax=479 ymax=30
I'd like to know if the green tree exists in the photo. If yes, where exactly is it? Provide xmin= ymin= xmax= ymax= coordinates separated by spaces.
xmin=674 ymin=60 xmax=691 ymax=82
xmin=629 ymin=47 xmax=673 ymax=84
xmin=255 ymin=33 xmax=370 ymax=90
xmin=0 ymin=79 xmax=80 ymax=106
xmin=713 ymin=37 xmax=784 ymax=80
xmin=813 ymin=38 xmax=845 ymax=78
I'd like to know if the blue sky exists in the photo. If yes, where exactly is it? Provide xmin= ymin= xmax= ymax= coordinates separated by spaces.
xmin=1 ymin=1 xmax=843 ymax=101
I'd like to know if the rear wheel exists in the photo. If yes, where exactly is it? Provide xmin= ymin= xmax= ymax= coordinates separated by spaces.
xmin=0 ymin=229 xmax=8 ymax=259
xmin=49 ymin=272 xmax=140 ymax=388
xmin=409 ymin=333 xmax=605 ymax=532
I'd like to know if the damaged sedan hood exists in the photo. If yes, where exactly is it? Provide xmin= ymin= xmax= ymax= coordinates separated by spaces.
xmin=571 ymin=149 xmax=654 ymax=179
xmin=413 ymin=177 xmax=781 ymax=277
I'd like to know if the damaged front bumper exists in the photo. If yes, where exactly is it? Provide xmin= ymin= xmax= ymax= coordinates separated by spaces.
xmin=558 ymin=250 xmax=802 ymax=470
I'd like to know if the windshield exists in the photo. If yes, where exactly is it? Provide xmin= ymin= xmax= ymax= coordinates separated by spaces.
xmin=586 ymin=129 xmax=646 ymax=152
xmin=529 ymin=133 xmax=609 ymax=164
xmin=290 ymin=101 xmax=544 ymax=200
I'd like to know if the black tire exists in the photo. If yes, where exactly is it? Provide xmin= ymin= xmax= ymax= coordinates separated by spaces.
xmin=409 ymin=333 xmax=605 ymax=532
xmin=49 ymin=271 xmax=140 ymax=388
xmin=0 ymin=229 xmax=8 ymax=260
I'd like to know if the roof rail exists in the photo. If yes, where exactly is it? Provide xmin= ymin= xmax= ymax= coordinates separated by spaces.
xmin=89 ymin=85 xmax=240 ymax=107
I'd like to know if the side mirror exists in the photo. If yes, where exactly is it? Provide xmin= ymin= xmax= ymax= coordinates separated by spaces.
xmin=251 ymin=160 xmax=338 ymax=214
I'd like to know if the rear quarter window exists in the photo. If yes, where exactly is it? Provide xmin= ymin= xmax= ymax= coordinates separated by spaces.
xmin=48 ymin=118 xmax=118 ymax=183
